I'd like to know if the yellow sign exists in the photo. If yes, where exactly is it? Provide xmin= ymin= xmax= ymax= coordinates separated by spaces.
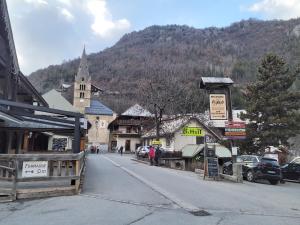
xmin=151 ymin=140 xmax=162 ymax=145
xmin=182 ymin=127 xmax=205 ymax=136
xmin=209 ymin=94 xmax=227 ymax=120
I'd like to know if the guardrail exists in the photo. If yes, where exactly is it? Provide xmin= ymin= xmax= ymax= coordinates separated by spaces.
xmin=0 ymin=152 xmax=86 ymax=201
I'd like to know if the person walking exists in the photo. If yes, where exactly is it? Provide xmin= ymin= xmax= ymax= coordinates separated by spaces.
xmin=154 ymin=146 xmax=162 ymax=166
xmin=120 ymin=146 xmax=123 ymax=156
xmin=149 ymin=146 xmax=155 ymax=166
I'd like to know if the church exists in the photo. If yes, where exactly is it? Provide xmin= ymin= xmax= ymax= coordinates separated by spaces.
xmin=73 ymin=48 xmax=116 ymax=151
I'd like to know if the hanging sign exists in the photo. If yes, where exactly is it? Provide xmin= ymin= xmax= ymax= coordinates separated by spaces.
xmin=182 ymin=127 xmax=205 ymax=136
xmin=209 ymin=94 xmax=227 ymax=120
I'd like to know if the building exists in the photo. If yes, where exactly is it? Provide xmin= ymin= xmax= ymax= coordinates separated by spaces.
xmin=108 ymin=104 xmax=153 ymax=152
xmin=0 ymin=0 xmax=84 ymax=154
xmin=73 ymin=48 xmax=116 ymax=150
xmin=142 ymin=116 xmax=222 ymax=151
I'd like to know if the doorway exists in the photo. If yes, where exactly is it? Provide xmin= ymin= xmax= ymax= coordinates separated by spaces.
xmin=125 ymin=140 xmax=130 ymax=152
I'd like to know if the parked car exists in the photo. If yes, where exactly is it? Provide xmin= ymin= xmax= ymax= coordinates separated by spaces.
xmin=223 ymin=155 xmax=281 ymax=185
xmin=281 ymin=157 xmax=300 ymax=182
xmin=136 ymin=146 xmax=150 ymax=158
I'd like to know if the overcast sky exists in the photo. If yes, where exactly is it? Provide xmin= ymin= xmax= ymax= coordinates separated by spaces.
xmin=6 ymin=0 xmax=300 ymax=75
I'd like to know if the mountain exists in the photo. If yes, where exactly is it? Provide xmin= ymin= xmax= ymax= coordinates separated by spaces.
xmin=28 ymin=18 xmax=300 ymax=113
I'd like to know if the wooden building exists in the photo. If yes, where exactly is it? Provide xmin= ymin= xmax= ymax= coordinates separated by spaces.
xmin=0 ymin=0 xmax=84 ymax=154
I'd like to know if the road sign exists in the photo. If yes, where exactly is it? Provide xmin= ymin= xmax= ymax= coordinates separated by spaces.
xmin=225 ymin=121 xmax=246 ymax=139
xmin=182 ymin=127 xmax=205 ymax=136
xmin=151 ymin=140 xmax=162 ymax=145
xmin=22 ymin=161 xmax=48 ymax=178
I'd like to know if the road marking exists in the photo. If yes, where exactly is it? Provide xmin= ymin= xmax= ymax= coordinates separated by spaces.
xmin=103 ymin=156 xmax=200 ymax=212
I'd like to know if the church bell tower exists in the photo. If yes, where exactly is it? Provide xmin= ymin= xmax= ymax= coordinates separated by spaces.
xmin=73 ymin=47 xmax=92 ymax=113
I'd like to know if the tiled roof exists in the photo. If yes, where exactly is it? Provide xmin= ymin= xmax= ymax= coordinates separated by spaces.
xmin=85 ymin=100 xmax=113 ymax=115
xmin=122 ymin=104 xmax=152 ymax=117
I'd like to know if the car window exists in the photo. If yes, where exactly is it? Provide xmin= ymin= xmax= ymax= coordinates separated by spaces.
xmin=243 ymin=156 xmax=252 ymax=162
xmin=251 ymin=157 xmax=258 ymax=163
xmin=261 ymin=158 xmax=279 ymax=166
xmin=293 ymin=159 xmax=300 ymax=164
xmin=236 ymin=157 xmax=243 ymax=163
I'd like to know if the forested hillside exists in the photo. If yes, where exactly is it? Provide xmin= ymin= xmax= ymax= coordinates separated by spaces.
xmin=29 ymin=18 xmax=300 ymax=113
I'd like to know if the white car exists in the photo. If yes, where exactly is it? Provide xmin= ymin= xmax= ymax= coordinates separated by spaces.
xmin=136 ymin=146 xmax=150 ymax=158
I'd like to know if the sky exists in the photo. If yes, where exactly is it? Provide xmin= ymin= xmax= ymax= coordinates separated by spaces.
xmin=6 ymin=0 xmax=300 ymax=75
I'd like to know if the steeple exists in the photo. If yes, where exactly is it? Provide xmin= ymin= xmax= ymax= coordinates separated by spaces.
xmin=75 ymin=46 xmax=91 ymax=82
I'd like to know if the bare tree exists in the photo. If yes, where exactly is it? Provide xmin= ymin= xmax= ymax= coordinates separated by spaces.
xmin=138 ymin=66 xmax=207 ymax=140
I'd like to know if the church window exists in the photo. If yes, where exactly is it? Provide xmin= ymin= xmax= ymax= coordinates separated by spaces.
xmin=80 ymin=92 xmax=85 ymax=98
xmin=83 ymin=84 xmax=86 ymax=90
xmin=82 ymin=78 xmax=84 ymax=82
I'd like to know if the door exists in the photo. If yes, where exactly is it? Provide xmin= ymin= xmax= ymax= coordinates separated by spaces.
xmin=125 ymin=140 xmax=131 ymax=152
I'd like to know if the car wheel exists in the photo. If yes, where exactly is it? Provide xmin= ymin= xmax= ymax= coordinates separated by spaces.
xmin=246 ymin=170 xmax=255 ymax=182
xmin=269 ymin=180 xmax=279 ymax=185
xmin=223 ymin=167 xmax=228 ymax=175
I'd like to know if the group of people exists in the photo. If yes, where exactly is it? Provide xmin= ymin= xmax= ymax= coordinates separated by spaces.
xmin=90 ymin=146 xmax=101 ymax=154
xmin=148 ymin=145 xmax=162 ymax=166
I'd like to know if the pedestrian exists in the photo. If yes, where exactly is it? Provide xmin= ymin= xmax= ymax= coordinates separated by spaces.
xmin=154 ymin=146 xmax=162 ymax=166
xmin=149 ymin=145 xmax=155 ymax=166
xmin=96 ymin=146 xmax=99 ymax=154
xmin=120 ymin=146 xmax=123 ymax=156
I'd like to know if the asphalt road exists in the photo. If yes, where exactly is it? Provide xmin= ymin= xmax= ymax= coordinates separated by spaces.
xmin=0 ymin=153 xmax=299 ymax=225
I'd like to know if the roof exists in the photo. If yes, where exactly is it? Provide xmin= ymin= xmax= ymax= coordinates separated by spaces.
xmin=182 ymin=144 xmax=204 ymax=158
xmin=42 ymin=89 xmax=78 ymax=112
xmin=19 ymin=73 xmax=48 ymax=107
xmin=122 ymin=104 xmax=152 ymax=117
xmin=85 ymin=100 xmax=113 ymax=115
xmin=182 ymin=143 xmax=231 ymax=158
xmin=142 ymin=115 xmax=222 ymax=140
xmin=200 ymin=77 xmax=234 ymax=88
xmin=75 ymin=47 xmax=91 ymax=82
xmin=0 ymin=0 xmax=19 ymax=73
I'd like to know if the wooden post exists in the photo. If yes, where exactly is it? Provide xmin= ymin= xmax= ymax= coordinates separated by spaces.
xmin=74 ymin=116 xmax=81 ymax=154
xmin=12 ymin=158 xmax=18 ymax=201
xmin=75 ymin=159 xmax=80 ymax=193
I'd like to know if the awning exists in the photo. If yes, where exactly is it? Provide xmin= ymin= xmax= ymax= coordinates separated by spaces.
xmin=182 ymin=144 xmax=204 ymax=158
xmin=207 ymin=143 xmax=232 ymax=158
xmin=182 ymin=143 xmax=232 ymax=158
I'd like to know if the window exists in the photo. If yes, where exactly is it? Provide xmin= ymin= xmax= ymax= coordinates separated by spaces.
xmin=196 ymin=136 xmax=204 ymax=144
xmin=81 ymin=78 xmax=84 ymax=81
xmin=80 ymin=92 xmax=85 ymax=98
xmin=126 ymin=127 xmax=131 ymax=133
xmin=83 ymin=85 xmax=86 ymax=90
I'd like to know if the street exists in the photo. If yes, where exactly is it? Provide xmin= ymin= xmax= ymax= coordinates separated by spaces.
xmin=1 ymin=153 xmax=300 ymax=225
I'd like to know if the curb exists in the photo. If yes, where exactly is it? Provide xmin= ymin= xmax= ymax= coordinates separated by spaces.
xmin=131 ymin=158 xmax=149 ymax=165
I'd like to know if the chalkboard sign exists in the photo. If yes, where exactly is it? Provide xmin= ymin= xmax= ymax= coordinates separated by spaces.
xmin=207 ymin=157 xmax=219 ymax=178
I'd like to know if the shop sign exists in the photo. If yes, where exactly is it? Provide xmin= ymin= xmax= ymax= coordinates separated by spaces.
xmin=182 ymin=127 xmax=205 ymax=136
xmin=209 ymin=94 xmax=227 ymax=120
xmin=151 ymin=140 xmax=162 ymax=145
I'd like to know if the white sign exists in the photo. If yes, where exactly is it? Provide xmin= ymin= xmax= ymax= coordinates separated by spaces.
xmin=232 ymin=147 xmax=238 ymax=156
xmin=22 ymin=161 xmax=48 ymax=178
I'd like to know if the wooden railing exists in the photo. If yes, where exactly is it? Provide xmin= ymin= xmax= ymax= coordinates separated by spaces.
xmin=0 ymin=152 xmax=86 ymax=201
